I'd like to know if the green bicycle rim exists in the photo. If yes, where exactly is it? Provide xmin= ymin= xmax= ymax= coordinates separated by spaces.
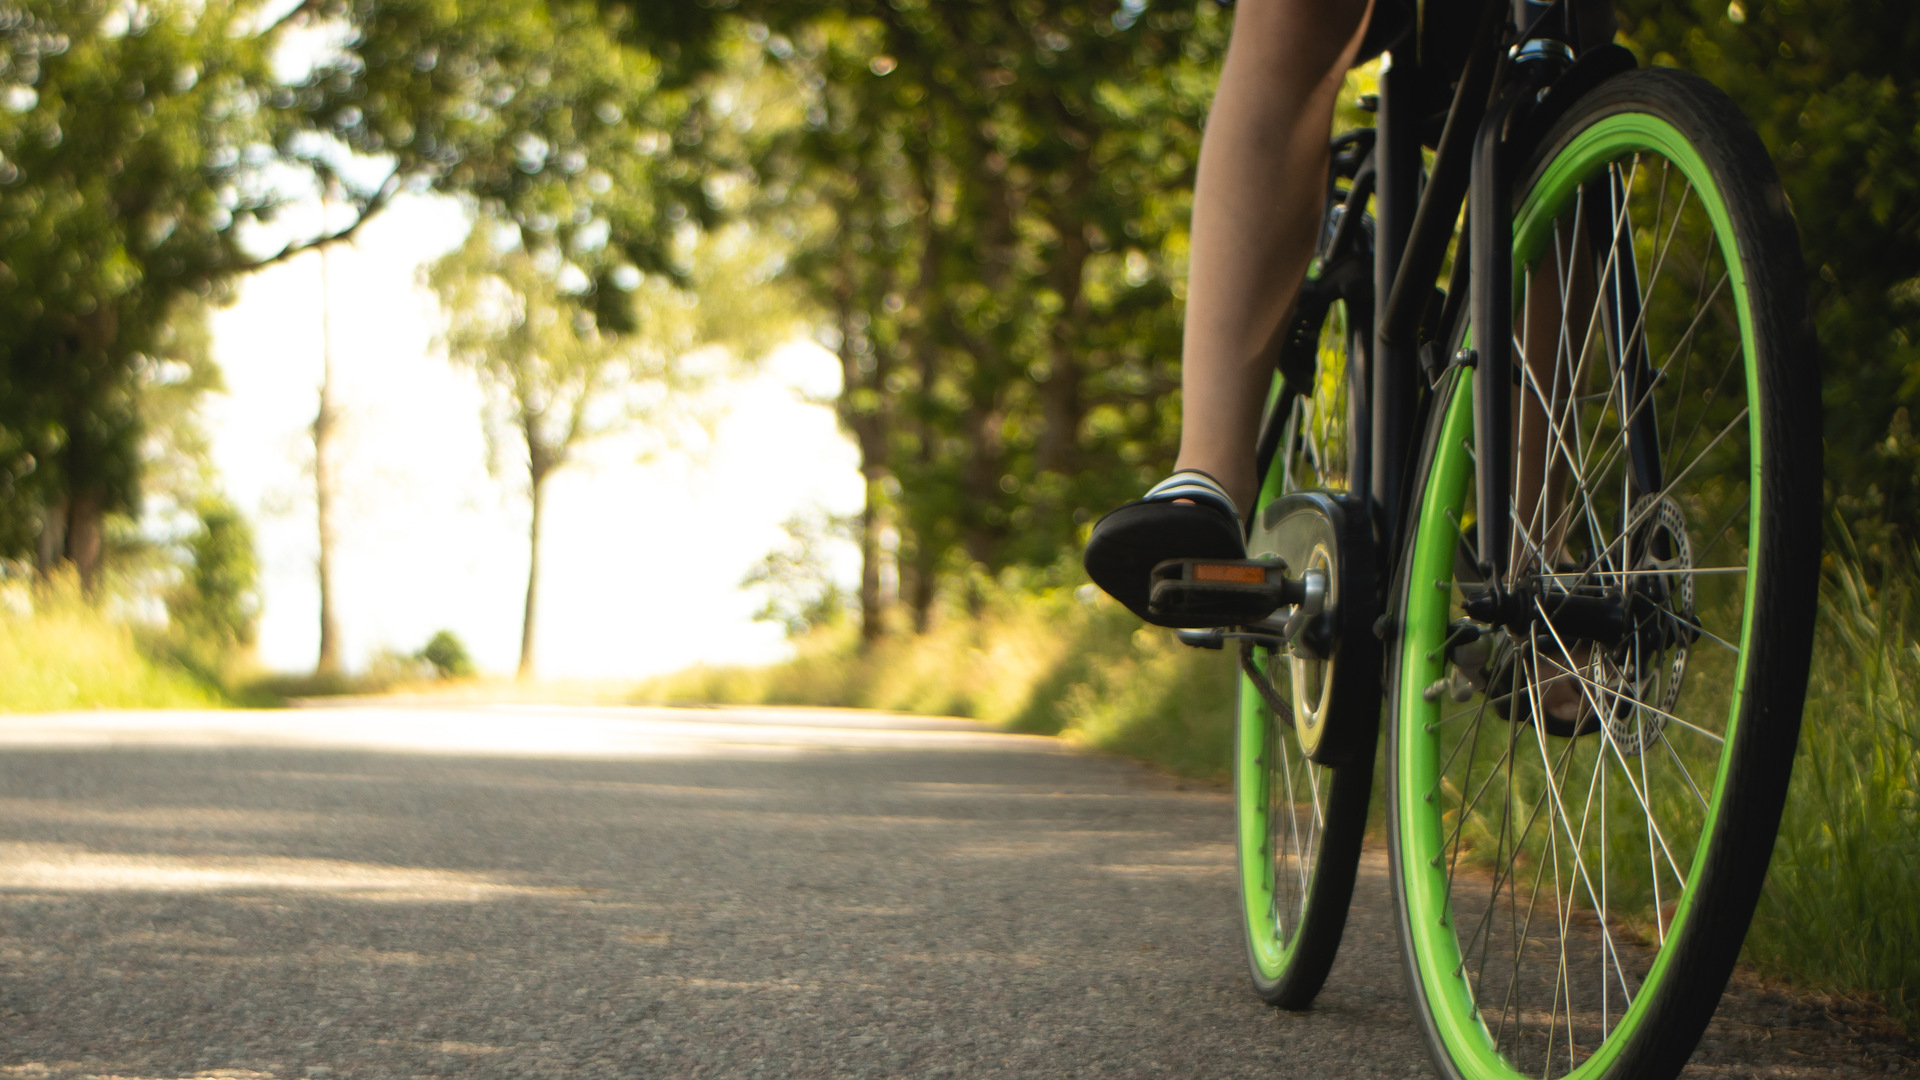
xmin=1393 ymin=113 xmax=1761 ymax=1080
xmin=1239 ymin=422 xmax=1306 ymax=980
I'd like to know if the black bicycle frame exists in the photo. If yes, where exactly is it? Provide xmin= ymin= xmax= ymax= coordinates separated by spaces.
xmin=1362 ymin=0 xmax=1641 ymax=605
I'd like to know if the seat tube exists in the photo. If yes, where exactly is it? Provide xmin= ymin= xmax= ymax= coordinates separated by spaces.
xmin=1369 ymin=51 xmax=1420 ymax=553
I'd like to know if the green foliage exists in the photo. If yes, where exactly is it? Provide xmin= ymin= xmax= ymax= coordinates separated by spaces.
xmin=429 ymin=218 xmax=786 ymax=484
xmin=316 ymin=0 xmax=706 ymax=294
xmin=0 ymin=0 xmax=287 ymax=570
xmin=639 ymin=569 xmax=1241 ymax=781
xmin=0 ymin=0 xmax=717 ymax=576
xmin=742 ymin=508 xmax=853 ymax=638
xmin=729 ymin=4 xmax=1229 ymax=600
xmin=418 ymin=629 xmax=475 ymax=678
xmin=1614 ymin=0 xmax=1920 ymax=545
xmin=166 ymin=496 xmax=259 ymax=652
xmin=0 ymin=568 xmax=221 ymax=711
xmin=1748 ymin=536 xmax=1920 ymax=1031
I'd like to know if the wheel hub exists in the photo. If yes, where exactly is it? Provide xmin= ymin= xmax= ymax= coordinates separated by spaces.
xmin=1247 ymin=490 xmax=1377 ymax=767
xmin=1456 ymin=495 xmax=1697 ymax=750
xmin=1585 ymin=494 xmax=1696 ymax=754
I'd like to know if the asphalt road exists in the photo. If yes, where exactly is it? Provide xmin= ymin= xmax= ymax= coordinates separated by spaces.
xmin=0 ymin=704 xmax=1907 ymax=1080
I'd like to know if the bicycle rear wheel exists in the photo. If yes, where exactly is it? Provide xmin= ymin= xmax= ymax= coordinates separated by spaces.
xmin=1385 ymin=68 xmax=1819 ymax=1080
xmin=1235 ymin=202 xmax=1380 ymax=1008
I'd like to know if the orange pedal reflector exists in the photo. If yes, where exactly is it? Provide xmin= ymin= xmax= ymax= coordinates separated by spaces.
xmin=1193 ymin=563 xmax=1266 ymax=584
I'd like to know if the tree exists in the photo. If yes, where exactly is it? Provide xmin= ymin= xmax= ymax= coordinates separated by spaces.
xmin=0 ymin=0 xmax=296 ymax=586
xmin=0 ymin=0 xmax=715 ymax=593
xmin=722 ymin=4 xmax=1226 ymax=632
xmin=430 ymin=216 xmax=790 ymax=677
xmin=1614 ymin=0 xmax=1920 ymax=549
xmin=741 ymin=507 xmax=853 ymax=638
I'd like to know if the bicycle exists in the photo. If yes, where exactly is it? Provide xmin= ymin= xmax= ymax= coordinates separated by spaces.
xmin=1154 ymin=2 xmax=1821 ymax=1077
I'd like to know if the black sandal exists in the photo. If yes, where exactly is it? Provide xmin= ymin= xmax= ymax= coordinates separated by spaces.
xmin=1083 ymin=469 xmax=1245 ymax=627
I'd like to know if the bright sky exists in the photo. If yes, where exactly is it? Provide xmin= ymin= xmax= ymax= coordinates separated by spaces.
xmin=205 ymin=193 xmax=863 ymax=679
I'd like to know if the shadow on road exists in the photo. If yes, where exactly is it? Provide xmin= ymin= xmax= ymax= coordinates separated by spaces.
xmin=0 ymin=707 xmax=1905 ymax=1079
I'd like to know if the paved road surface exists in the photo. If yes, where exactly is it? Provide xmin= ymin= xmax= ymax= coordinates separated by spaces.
xmin=0 ymin=705 xmax=1907 ymax=1079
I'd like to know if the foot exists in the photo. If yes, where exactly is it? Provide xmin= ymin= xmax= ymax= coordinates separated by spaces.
xmin=1485 ymin=632 xmax=1598 ymax=735
xmin=1084 ymin=470 xmax=1246 ymax=627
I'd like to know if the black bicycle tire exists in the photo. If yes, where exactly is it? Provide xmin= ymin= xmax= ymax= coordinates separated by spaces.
xmin=1384 ymin=66 xmax=1820 ymax=1080
xmin=1235 ymin=201 xmax=1383 ymax=1009
xmin=1236 ymin=670 xmax=1377 ymax=1007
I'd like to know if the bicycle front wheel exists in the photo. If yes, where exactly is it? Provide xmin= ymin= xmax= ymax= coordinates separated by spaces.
xmin=1386 ymin=68 xmax=1819 ymax=1080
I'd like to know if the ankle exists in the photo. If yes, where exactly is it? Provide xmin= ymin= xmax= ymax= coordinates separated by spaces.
xmin=1173 ymin=459 xmax=1254 ymax=520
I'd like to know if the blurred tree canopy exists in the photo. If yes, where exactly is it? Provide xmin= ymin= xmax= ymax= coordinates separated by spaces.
xmin=0 ymin=0 xmax=708 ymax=590
xmin=713 ymin=0 xmax=1920 ymax=634
xmin=701 ymin=1 xmax=1227 ymax=638
xmin=0 ymin=0 xmax=289 ymax=583
xmin=1616 ymin=0 xmax=1920 ymax=553
xmin=6 ymin=0 xmax=1913 ymax=647
xmin=742 ymin=506 xmax=855 ymax=639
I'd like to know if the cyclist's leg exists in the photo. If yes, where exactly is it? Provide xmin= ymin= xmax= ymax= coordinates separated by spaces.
xmin=1514 ymin=219 xmax=1596 ymax=722
xmin=1177 ymin=0 xmax=1375 ymax=516
xmin=1514 ymin=217 xmax=1594 ymax=575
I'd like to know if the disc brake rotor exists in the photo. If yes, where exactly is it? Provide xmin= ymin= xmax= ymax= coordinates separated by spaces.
xmin=1586 ymin=494 xmax=1694 ymax=755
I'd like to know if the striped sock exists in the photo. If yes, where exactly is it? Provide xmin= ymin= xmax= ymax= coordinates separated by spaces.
xmin=1143 ymin=470 xmax=1238 ymax=520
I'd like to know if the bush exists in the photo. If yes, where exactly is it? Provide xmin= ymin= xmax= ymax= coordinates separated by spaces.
xmin=419 ymin=630 xmax=475 ymax=679
xmin=637 ymin=568 xmax=1241 ymax=780
xmin=159 ymin=496 xmax=262 ymax=687
xmin=166 ymin=497 xmax=260 ymax=652
xmin=0 ymin=568 xmax=222 ymax=711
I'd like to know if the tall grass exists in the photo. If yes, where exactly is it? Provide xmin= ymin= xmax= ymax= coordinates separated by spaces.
xmin=650 ymin=551 xmax=1920 ymax=1029
xmin=1747 ymin=546 xmax=1920 ymax=1028
xmin=0 ymin=573 xmax=223 ymax=711
xmin=637 ymin=578 xmax=1242 ymax=778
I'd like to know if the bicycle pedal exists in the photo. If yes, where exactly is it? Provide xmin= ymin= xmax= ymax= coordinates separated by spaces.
xmin=1175 ymin=628 xmax=1227 ymax=650
xmin=1147 ymin=558 xmax=1300 ymax=628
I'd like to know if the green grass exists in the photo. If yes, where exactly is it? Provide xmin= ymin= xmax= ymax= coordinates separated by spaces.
xmin=0 ymin=575 xmax=224 ymax=712
xmin=636 ymin=578 xmax=1242 ymax=779
xmin=648 ymin=553 xmax=1920 ymax=1033
xmin=1746 ymin=545 xmax=1920 ymax=1030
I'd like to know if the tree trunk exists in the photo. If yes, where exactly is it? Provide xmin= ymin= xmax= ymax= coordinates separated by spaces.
xmin=906 ymin=546 xmax=938 ymax=634
xmin=518 ymin=470 xmax=547 ymax=680
xmin=829 ymin=266 xmax=894 ymax=649
xmin=66 ymin=487 xmax=105 ymax=592
xmin=35 ymin=496 xmax=67 ymax=576
xmin=961 ymin=401 xmax=1008 ymax=568
xmin=1040 ymin=192 xmax=1092 ymax=477
xmin=41 ymin=303 xmax=125 ymax=593
xmin=313 ymin=239 xmax=343 ymax=677
xmin=313 ymin=387 xmax=342 ymax=675
xmin=857 ymin=470 xmax=885 ymax=647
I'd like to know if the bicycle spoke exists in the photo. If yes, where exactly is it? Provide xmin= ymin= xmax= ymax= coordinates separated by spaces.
xmin=1400 ymin=97 xmax=1801 ymax=1078
xmin=1534 ymin=609 xmax=1691 ymax=890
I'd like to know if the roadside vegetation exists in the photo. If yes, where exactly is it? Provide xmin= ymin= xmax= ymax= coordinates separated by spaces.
xmin=0 ymin=571 xmax=221 ymax=711
xmin=1747 ymin=541 xmax=1920 ymax=1031
xmin=0 ymin=0 xmax=1913 ymax=1043
xmin=665 ymin=540 xmax=1920 ymax=1035
xmin=642 ymin=562 xmax=1240 ymax=776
